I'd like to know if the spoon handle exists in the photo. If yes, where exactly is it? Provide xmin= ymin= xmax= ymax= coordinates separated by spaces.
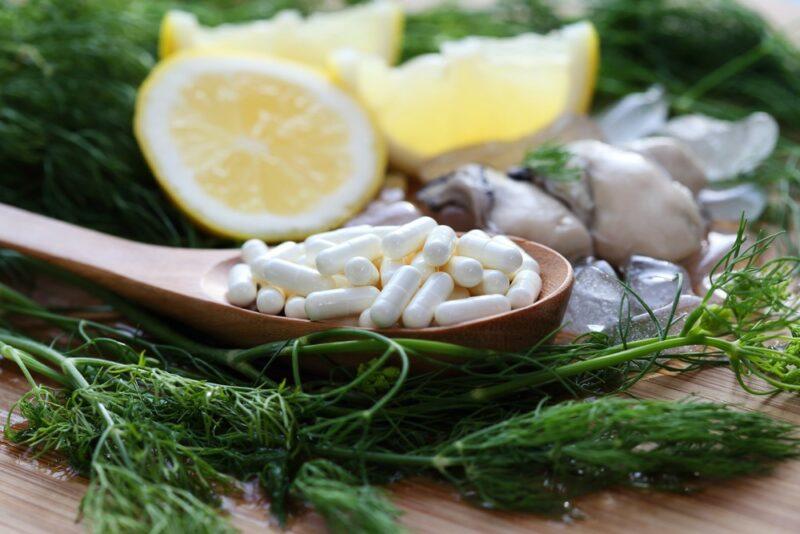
xmin=0 ymin=203 xmax=232 ymax=300
xmin=0 ymin=202 xmax=168 ymax=280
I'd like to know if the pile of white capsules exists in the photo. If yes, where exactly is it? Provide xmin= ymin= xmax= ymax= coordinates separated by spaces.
xmin=226 ymin=217 xmax=542 ymax=328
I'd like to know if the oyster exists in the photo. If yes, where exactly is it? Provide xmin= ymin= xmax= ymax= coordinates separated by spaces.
xmin=622 ymin=136 xmax=708 ymax=194
xmin=417 ymin=165 xmax=593 ymax=259
xmin=568 ymin=140 xmax=705 ymax=265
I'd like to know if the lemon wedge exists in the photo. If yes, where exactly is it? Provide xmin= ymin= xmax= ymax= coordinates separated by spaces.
xmin=135 ymin=52 xmax=386 ymax=241
xmin=159 ymin=1 xmax=404 ymax=68
xmin=330 ymin=21 xmax=599 ymax=171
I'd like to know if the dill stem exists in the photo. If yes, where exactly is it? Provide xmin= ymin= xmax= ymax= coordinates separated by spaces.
xmin=468 ymin=335 xmax=706 ymax=402
xmin=0 ymin=343 xmax=69 ymax=386
xmin=231 ymin=338 xmax=504 ymax=366
xmin=675 ymin=41 xmax=770 ymax=112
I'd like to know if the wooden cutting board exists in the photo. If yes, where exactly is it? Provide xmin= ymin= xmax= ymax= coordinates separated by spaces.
xmin=2 ymin=2 xmax=800 ymax=533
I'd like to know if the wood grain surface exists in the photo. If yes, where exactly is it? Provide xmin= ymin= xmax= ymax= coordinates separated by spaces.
xmin=2 ymin=1 xmax=800 ymax=533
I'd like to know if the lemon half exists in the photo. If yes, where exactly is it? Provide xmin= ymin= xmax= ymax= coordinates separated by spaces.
xmin=135 ymin=52 xmax=385 ymax=241
xmin=159 ymin=1 xmax=404 ymax=68
xmin=331 ymin=21 xmax=599 ymax=171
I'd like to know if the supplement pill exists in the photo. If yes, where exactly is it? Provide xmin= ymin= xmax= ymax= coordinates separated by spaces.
xmin=449 ymin=286 xmax=471 ymax=300
xmin=359 ymin=307 xmax=377 ymax=328
xmin=443 ymin=256 xmax=483 ymax=288
xmin=284 ymin=296 xmax=308 ymax=319
xmin=305 ymin=286 xmax=380 ymax=321
xmin=316 ymin=234 xmax=381 ymax=275
xmin=345 ymin=257 xmax=380 ymax=286
xmin=370 ymin=265 xmax=422 ymax=327
xmin=434 ymin=295 xmax=511 ymax=326
xmin=472 ymin=269 xmax=510 ymax=296
xmin=422 ymin=225 xmax=457 ymax=266
xmin=381 ymin=217 xmax=437 ymax=259
xmin=457 ymin=231 xmax=522 ymax=273
xmin=259 ymin=258 xmax=334 ymax=296
xmin=256 ymin=287 xmax=285 ymax=314
xmin=332 ymin=274 xmax=352 ymax=288
xmin=270 ymin=242 xmax=304 ymax=262
xmin=492 ymin=235 xmax=540 ymax=276
xmin=507 ymin=270 xmax=542 ymax=309
xmin=226 ymin=263 xmax=257 ymax=307
xmin=380 ymin=257 xmax=405 ymax=286
xmin=306 ymin=225 xmax=373 ymax=245
xmin=241 ymin=239 xmax=268 ymax=265
xmin=304 ymin=238 xmax=336 ymax=262
xmin=402 ymin=272 xmax=454 ymax=328
xmin=410 ymin=252 xmax=436 ymax=282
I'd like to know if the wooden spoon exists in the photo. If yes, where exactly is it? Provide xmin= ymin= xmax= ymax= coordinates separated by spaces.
xmin=0 ymin=203 xmax=573 ymax=352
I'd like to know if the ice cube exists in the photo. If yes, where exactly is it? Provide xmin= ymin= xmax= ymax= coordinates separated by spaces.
xmin=661 ymin=112 xmax=778 ymax=181
xmin=562 ymin=265 xmax=630 ymax=335
xmin=698 ymin=183 xmax=767 ymax=222
xmin=574 ymin=257 xmax=616 ymax=278
xmin=623 ymin=255 xmax=694 ymax=311
xmin=597 ymin=85 xmax=668 ymax=144
xmin=612 ymin=295 xmax=703 ymax=343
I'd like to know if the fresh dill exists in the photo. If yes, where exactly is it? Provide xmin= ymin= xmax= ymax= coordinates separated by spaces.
xmin=521 ymin=144 xmax=582 ymax=182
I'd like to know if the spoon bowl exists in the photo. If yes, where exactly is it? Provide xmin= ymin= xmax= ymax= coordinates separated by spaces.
xmin=0 ymin=203 xmax=573 ymax=357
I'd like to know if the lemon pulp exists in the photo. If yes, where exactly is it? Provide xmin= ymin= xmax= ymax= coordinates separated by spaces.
xmin=135 ymin=52 xmax=385 ymax=241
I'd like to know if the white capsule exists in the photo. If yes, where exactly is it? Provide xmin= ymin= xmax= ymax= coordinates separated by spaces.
xmin=371 ymin=225 xmax=399 ymax=237
xmin=345 ymin=257 xmax=380 ymax=287
xmin=422 ymin=225 xmax=457 ymax=266
xmin=256 ymin=287 xmax=285 ymax=314
xmin=457 ymin=231 xmax=523 ymax=274
xmin=380 ymin=257 xmax=405 ymax=287
xmin=332 ymin=274 xmax=352 ymax=288
xmin=370 ymin=265 xmax=423 ymax=327
xmin=251 ymin=242 xmax=302 ymax=280
xmin=359 ymin=307 xmax=376 ymax=328
xmin=271 ymin=242 xmax=304 ymax=262
xmin=443 ymin=256 xmax=483 ymax=288
xmin=410 ymin=252 xmax=436 ymax=282
xmin=304 ymin=238 xmax=336 ymax=263
xmin=449 ymin=286 xmax=471 ymax=300
xmin=316 ymin=234 xmax=382 ymax=275
xmin=258 ymin=258 xmax=334 ymax=296
xmin=507 ymin=270 xmax=542 ymax=309
xmin=306 ymin=225 xmax=373 ymax=245
xmin=305 ymin=286 xmax=380 ymax=321
xmin=492 ymin=235 xmax=540 ymax=276
xmin=226 ymin=263 xmax=257 ymax=307
xmin=469 ymin=229 xmax=491 ymax=239
xmin=284 ymin=296 xmax=308 ymax=319
xmin=472 ymin=269 xmax=510 ymax=296
xmin=434 ymin=295 xmax=511 ymax=326
xmin=241 ymin=239 xmax=269 ymax=265
xmin=294 ymin=254 xmax=314 ymax=267
xmin=402 ymin=272 xmax=454 ymax=328
xmin=381 ymin=217 xmax=437 ymax=259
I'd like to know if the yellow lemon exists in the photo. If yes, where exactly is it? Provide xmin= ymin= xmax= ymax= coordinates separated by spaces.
xmin=330 ymin=21 xmax=599 ymax=171
xmin=159 ymin=1 xmax=404 ymax=68
xmin=135 ymin=51 xmax=386 ymax=241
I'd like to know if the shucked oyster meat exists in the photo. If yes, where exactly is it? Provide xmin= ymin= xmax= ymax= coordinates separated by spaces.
xmin=622 ymin=136 xmax=707 ymax=194
xmin=417 ymin=165 xmax=593 ymax=260
xmin=568 ymin=140 xmax=705 ymax=265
